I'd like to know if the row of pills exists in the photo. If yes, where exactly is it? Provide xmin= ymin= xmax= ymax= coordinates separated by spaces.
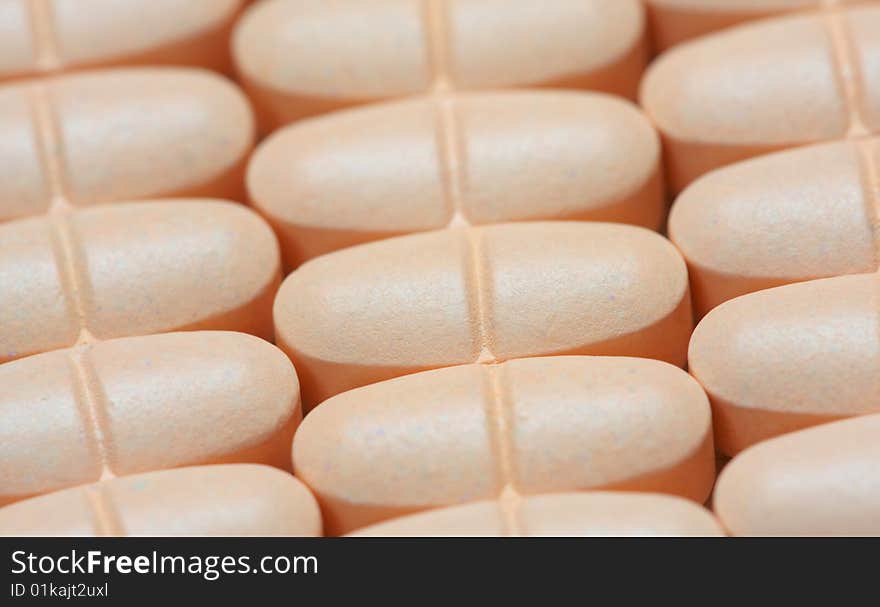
xmin=2 ymin=0 xmax=300 ymax=537
xmin=0 ymin=0 xmax=665 ymax=537
xmin=651 ymin=0 xmax=880 ymax=537
xmin=1 ymin=0 xmax=879 ymax=536
xmin=1 ymin=1 xmax=872 ymax=86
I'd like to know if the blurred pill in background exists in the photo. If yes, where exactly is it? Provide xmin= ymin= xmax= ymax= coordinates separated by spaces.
xmin=669 ymin=137 xmax=880 ymax=316
xmin=689 ymin=272 xmax=880 ymax=455
xmin=350 ymin=492 xmax=725 ymax=537
xmin=0 ymin=201 xmax=280 ymax=363
xmin=247 ymin=90 xmax=664 ymax=269
xmin=0 ymin=0 xmax=246 ymax=82
xmin=0 ymin=331 xmax=300 ymax=505
xmin=0 ymin=465 xmax=322 ymax=537
xmin=641 ymin=5 xmax=880 ymax=194
xmin=0 ymin=68 xmax=254 ymax=223
xmin=234 ymin=0 xmax=648 ymax=132
xmin=714 ymin=414 xmax=880 ymax=536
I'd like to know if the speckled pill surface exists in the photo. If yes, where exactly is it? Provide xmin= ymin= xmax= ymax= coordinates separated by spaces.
xmin=640 ymin=5 xmax=880 ymax=193
xmin=233 ymin=0 xmax=647 ymax=130
xmin=0 ymin=200 xmax=280 ymax=363
xmin=0 ymin=0 xmax=245 ymax=82
xmin=294 ymin=356 xmax=714 ymax=535
xmin=274 ymin=222 xmax=693 ymax=409
xmin=689 ymin=272 xmax=880 ymax=455
xmin=714 ymin=414 xmax=880 ymax=536
xmin=669 ymin=137 xmax=880 ymax=316
xmin=644 ymin=0 xmax=871 ymax=51
xmin=248 ymin=90 xmax=664 ymax=268
xmin=0 ymin=465 xmax=322 ymax=537
xmin=0 ymin=331 xmax=300 ymax=506
xmin=0 ymin=68 xmax=254 ymax=222
xmin=349 ymin=492 xmax=725 ymax=537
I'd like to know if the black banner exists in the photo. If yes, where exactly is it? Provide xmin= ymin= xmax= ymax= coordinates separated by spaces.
xmin=0 ymin=538 xmax=871 ymax=602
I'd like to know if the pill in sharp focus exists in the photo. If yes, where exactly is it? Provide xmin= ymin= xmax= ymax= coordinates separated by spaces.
xmin=0 ymin=200 xmax=280 ymax=363
xmin=0 ymin=464 xmax=322 ymax=537
xmin=0 ymin=68 xmax=254 ymax=223
xmin=714 ymin=414 xmax=880 ymax=536
xmin=247 ymin=90 xmax=664 ymax=268
xmin=273 ymin=222 xmax=693 ymax=409
xmin=348 ymin=492 xmax=725 ymax=537
xmin=0 ymin=0 xmax=245 ymax=82
xmin=233 ymin=0 xmax=647 ymax=130
xmin=644 ymin=0 xmax=868 ymax=52
xmin=640 ymin=5 xmax=880 ymax=194
xmin=689 ymin=272 xmax=880 ymax=456
xmin=0 ymin=331 xmax=300 ymax=506
xmin=669 ymin=137 xmax=880 ymax=317
xmin=293 ymin=355 xmax=714 ymax=535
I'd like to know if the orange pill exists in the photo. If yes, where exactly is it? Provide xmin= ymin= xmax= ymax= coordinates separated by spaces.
xmin=644 ymin=0 xmax=869 ymax=51
xmin=274 ymin=222 xmax=693 ymax=408
xmin=714 ymin=414 xmax=880 ymax=536
xmin=689 ymin=272 xmax=880 ymax=456
xmin=0 ymin=0 xmax=245 ymax=81
xmin=0 ymin=465 xmax=322 ymax=537
xmin=248 ymin=90 xmax=664 ymax=268
xmin=640 ymin=5 xmax=880 ymax=193
xmin=350 ymin=492 xmax=725 ymax=537
xmin=0 ymin=68 xmax=254 ymax=223
xmin=670 ymin=137 xmax=880 ymax=316
xmin=294 ymin=356 xmax=714 ymax=535
xmin=0 ymin=331 xmax=300 ymax=505
xmin=0 ymin=200 xmax=280 ymax=363
xmin=233 ymin=0 xmax=647 ymax=130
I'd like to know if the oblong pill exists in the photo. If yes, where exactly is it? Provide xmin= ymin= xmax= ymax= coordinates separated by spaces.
xmin=293 ymin=356 xmax=714 ymax=535
xmin=0 ymin=68 xmax=254 ymax=222
xmin=350 ymin=492 xmax=725 ymax=537
xmin=274 ymin=222 xmax=692 ymax=408
xmin=233 ymin=0 xmax=647 ymax=130
xmin=0 ymin=331 xmax=300 ymax=505
xmin=0 ymin=0 xmax=244 ymax=81
xmin=689 ymin=272 xmax=880 ymax=456
xmin=0 ymin=465 xmax=321 ymax=536
xmin=645 ymin=0 xmax=867 ymax=51
xmin=0 ymin=200 xmax=280 ymax=363
xmin=640 ymin=6 xmax=880 ymax=193
xmin=714 ymin=414 xmax=880 ymax=536
xmin=669 ymin=137 xmax=880 ymax=316
xmin=248 ymin=90 xmax=664 ymax=267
